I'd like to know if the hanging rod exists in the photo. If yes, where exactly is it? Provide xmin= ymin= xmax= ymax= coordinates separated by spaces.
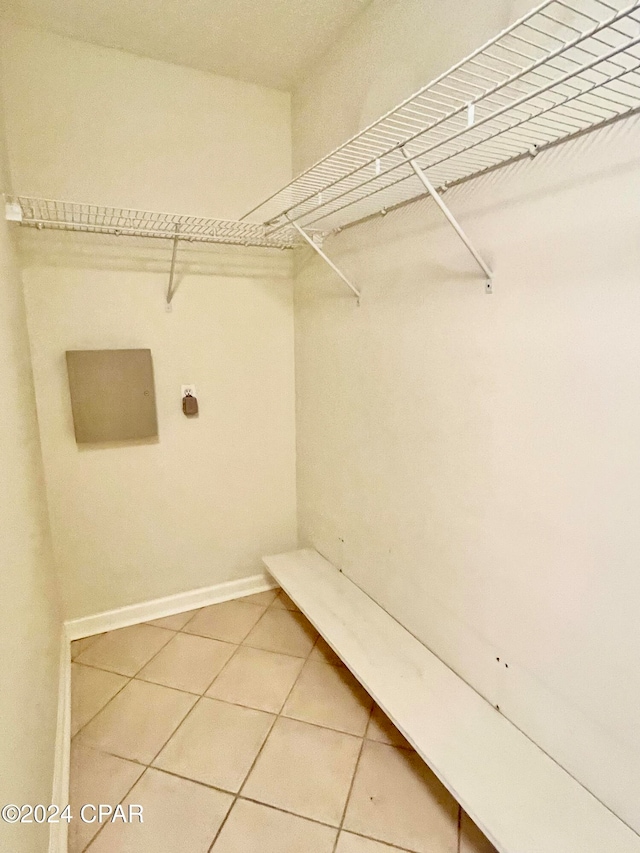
xmin=243 ymin=0 xmax=640 ymax=234
xmin=5 ymin=195 xmax=302 ymax=310
xmin=4 ymin=195 xmax=299 ymax=249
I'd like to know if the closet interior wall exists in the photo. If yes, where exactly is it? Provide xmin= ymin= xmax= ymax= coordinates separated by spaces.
xmin=0 ymin=22 xmax=297 ymax=621
xmin=0 ymin=63 xmax=62 ymax=853
xmin=292 ymin=0 xmax=640 ymax=835
xmin=2 ymin=0 xmax=639 ymax=844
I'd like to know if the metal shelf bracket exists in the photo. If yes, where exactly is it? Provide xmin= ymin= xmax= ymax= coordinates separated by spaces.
xmin=402 ymin=148 xmax=493 ymax=294
xmin=287 ymin=216 xmax=361 ymax=304
xmin=243 ymin=1 xmax=640 ymax=283
xmin=166 ymin=225 xmax=180 ymax=311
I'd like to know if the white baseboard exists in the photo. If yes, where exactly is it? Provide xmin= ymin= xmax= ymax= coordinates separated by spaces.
xmin=64 ymin=571 xmax=279 ymax=640
xmin=49 ymin=571 xmax=278 ymax=851
xmin=48 ymin=626 xmax=71 ymax=853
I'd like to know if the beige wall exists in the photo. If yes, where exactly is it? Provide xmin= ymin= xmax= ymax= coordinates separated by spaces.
xmin=292 ymin=0 xmax=640 ymax=835
xmin=21 ymin=237 xmax=296 ymax=620
xmin=1 ymin=23 xmax=297 ymax=620
xmin=293 ymin=0 xmax=532 ymax=173
xmin=0 ymin=70 xmax=62 ymax=852
xmin=0 ymin=22 xmax=291 ymax=219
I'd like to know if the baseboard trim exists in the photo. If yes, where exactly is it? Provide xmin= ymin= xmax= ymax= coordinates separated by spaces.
xmin=50 ymin=572 xmax=279 ymax=851
xmin=48 ymin=626 xmax=71 ymax=853
xmin=64 ymin=572 xmax=279 ymax=640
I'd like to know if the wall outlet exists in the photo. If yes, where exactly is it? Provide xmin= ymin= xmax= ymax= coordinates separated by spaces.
xmin=181 ymin=385 xmax=196 ymax=398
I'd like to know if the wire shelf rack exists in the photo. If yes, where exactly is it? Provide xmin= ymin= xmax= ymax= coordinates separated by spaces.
xmin=5 ymin=196 xmax=299 ymax=249
xmin=244 ymin=0 xmax=640 ymax=235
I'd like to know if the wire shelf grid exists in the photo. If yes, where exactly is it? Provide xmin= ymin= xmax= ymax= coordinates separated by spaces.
xmin=5 ymin=196 xmax=299 ymax=249
xmin=244 ymin=0 xmax=640 ymax=234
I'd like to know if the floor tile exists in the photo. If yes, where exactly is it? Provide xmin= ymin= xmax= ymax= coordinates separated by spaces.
xmin=75 ymin=624 xmax=174 ymax=676
xmin=71 ymin=635 xmax=102 ymax=660
xmin=76 ymin=679 xmax=197 ymax=764
xmin=282 ymin=659 xmax=372 ymax=735
xmin=270 ymin=591 xmax=299 ymax=611
xmin=212 ymin=799 xmax=337 ymax=853
xmin=309 ymin=636 xmax=344 ymax=667
xmin=343 ymin=741 xmax=458 ymax=853
xmin=183 ymin=599 xmax=266 ymax=644
xmin=69 ymin=743 xmax=144 ymax=852
xmin=88 ymin=768 xmax=233 ymax=853
xmin=243 ymin=608 xmax=317 ymax=658
xmin=460 ymin=811 xmax=498 ymax=853
xmin=241 ymin=589 xmax=279 ymax=606
xmin=71 ymin=663 xmax=128 ymax=736
xmin=147 ymin=611 xmax=197 ymax=630
xmin=137 ymin=633 xmax=236 ymax=694
xmin=336 ymin=833 xmax=410 ymax=853
xmin=153 ymin=697 xmax=273 ymax=792
xmin=366 ymin=704 xmax=412 ymax=749
xmin=242 ymin=716 xmax=362 ymax=826
xmin=206 ymin=646 xmax=304 ymax=713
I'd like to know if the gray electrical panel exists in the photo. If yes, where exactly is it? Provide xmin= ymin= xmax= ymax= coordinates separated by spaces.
xmin=66 ymin=349 xmax=158 ymax=444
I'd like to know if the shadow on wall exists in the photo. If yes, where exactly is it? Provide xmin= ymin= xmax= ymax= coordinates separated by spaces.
xmin=15 ymin=228 xmax=294 ymax=280
xmin=331 ymin=112 xmax=640 ymax=254
xmin=293 ymin=112 xmax=640 ymax=304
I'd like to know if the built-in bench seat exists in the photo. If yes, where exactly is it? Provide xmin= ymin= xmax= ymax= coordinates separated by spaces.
xmin=263 ymin=548 xmax=640 ymax=853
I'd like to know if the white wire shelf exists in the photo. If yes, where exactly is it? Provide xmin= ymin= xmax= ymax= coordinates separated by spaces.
xmin=5 ymin=196 xmax=299 ymax=249
xmin=244 ymin=0 xmax=640 ymax=235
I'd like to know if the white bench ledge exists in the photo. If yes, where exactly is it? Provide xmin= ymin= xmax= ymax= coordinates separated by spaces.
xmin=263 ymin=548 xmax=640 ymax=853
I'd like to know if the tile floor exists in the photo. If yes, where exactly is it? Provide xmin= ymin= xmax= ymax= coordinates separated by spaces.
xmin=70 ymin=588 xmax=498 ymax=853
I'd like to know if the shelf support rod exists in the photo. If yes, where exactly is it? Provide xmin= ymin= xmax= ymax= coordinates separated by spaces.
xmin=166 ymin=225 xmax=180 ymax=308
xmin=287 ymin=217 xmax=360 ymax=304
xmin=402 ymin=148 xmax=493 ymax=293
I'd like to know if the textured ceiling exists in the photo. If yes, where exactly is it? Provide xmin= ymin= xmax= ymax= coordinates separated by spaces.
xmin=2 ymin=0 xmax=372 ymax=90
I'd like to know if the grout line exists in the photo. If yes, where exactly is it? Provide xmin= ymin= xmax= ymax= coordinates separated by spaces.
xmin=240 ymin=640 xmax=310 ymax=658
xmin=207 ymin=624 xmax=320 ymax=852
xmin=143 ymin=605 xmax=318 ymax=784
xmin=73 ymin=745 xmax=148 ymax=769
xmin=330 ymin=712 xmax=370 ymax=853
xmin=181 ymin=609 xmax=272 ymax=647
xmin=180 ymin=626 xmax=291 ymax=646
xmin=232 ymin=794 xmax=420 ymax=851
xmin=71 ymin=674 xmax=135 ymax=741
xmin=168 ymin=606 xmax=202 ymax=633
xmin=339 ymin=828 xmax=421 ymax=853
xmin=142 ymin=765 xmax=237 ymax=797
xmin=147 ymin=590 xmax=298 ymax=646
xmin=72 ymin=659 xmax=150 ymax=678
xmin=69 ymin=601 xmax=268 ymax=850
xmin=72 ymin=612 xmax=309 ymax=725
xmin=198 ymin=634 xmax=261 ymax=698
xmin=126 ymin=628 xmax=186 ymax=678
xmin=132 ymin=675 xmax=202 ymax=697
xmin=74 ymin=625 xmax=176 ymax=680
xmin=322 ymin=565 xmax=640 ymax=836
xmin=81 ymin=763 xmax=148 ymax=852
xmin=236 ymin=794 xmax=341 ymax=830
xmin=131 ymin=634 xmax=239 ymax=696
xmin=71 ymin=602 xmax=423 ymax=853
xmin=145 ymin=693 xmax=204 ymax=768
xmin=78 ymin=754 xmax=418 ymax=853
xmin=71 ymin=627 xmax=199 ymax=741
xmin=71 ymin=659 xmax=149 ymax=677
xmin=74 ymin=617 xmax=377 ymax=740
xmin=70 ymin=633 xmax=103 ymax=660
